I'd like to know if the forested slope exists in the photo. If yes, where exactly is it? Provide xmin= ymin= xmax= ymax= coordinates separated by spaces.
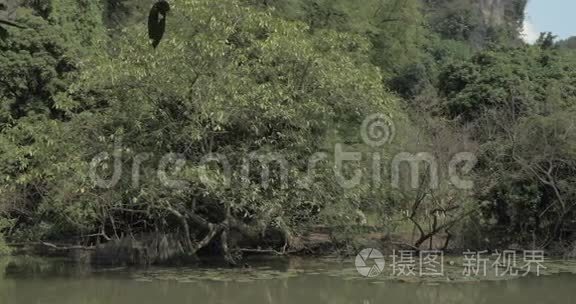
xmin=1 ymin=0 xmax=575 ymax=262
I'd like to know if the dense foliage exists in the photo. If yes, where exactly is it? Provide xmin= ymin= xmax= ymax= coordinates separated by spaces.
xmin=1 ymin=0 xmax=575 ymax=261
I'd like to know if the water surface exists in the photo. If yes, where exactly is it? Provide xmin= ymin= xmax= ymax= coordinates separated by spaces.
xmin=1 ymin=256 xmax=574 ymax=304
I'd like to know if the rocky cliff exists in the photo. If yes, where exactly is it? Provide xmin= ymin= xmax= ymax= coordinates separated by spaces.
xmin=423 ymin=0 xmax=527 ymax=46
xmin=478 ymin=0 xmax=526 ymax=27
xmin=0 ymin=0 xmax=18 ymax=19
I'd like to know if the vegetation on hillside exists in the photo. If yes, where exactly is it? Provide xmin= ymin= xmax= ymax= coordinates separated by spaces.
xmin=1 ymin=0 xmax=575 ymax=262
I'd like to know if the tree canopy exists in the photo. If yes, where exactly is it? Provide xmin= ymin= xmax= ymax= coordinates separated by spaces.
xmin=1 ymin=0 xmax=575 ymax=260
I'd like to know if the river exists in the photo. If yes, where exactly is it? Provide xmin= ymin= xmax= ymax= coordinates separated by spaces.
xmin=1 ymin=256 xmax=575 ymax=304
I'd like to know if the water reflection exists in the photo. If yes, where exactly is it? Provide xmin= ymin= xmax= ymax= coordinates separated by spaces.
xmin=0 ymin=256 xmax=574 ymax=304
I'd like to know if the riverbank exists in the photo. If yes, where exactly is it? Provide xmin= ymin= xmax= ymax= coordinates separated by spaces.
xmin=5 ymin=226 xmax=573 ymax=268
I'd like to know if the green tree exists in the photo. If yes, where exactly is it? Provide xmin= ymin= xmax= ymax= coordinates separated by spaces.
xmin=1 ymin=0 xmax=404 ymax=262
xmin=437 ymin=43 xmax=576 ymax=248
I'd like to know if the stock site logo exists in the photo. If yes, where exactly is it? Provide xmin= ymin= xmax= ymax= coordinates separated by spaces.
xmin=355 ymin=248 xmax=386 ymax=277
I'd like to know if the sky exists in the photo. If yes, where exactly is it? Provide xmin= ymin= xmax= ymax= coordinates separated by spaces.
xmin=522 ymin=0 xmax=576 ymax=43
